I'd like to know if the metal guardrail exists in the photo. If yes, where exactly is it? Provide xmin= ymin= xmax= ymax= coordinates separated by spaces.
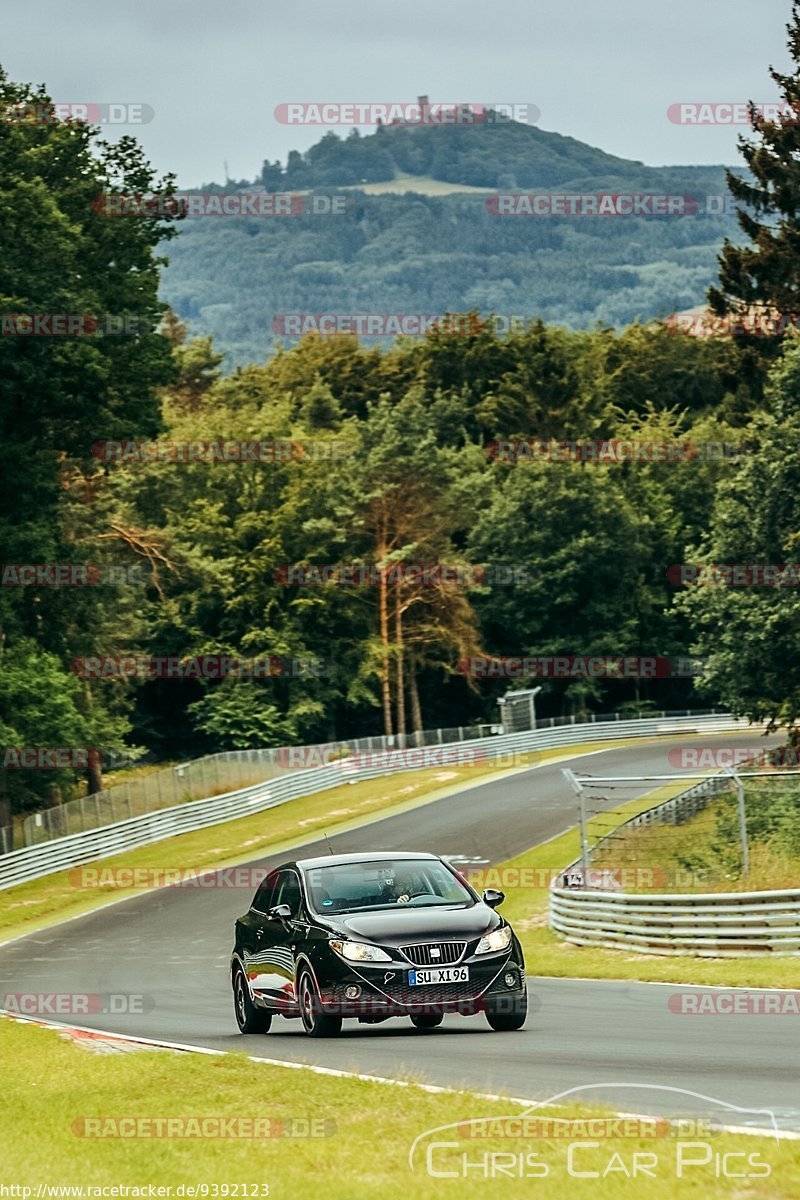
xmin=0 ymin=713 xmax=742 ymax=892
xmin=550 ymin=773 xmax=800 ymax=956
xmin=12 ymin=707 xmax=726 ymax=850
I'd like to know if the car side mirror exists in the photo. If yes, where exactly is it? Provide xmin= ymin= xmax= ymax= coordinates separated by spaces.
xmin=268 ymin=903 xmax=292 ymax=921
xmin=482 ymin=888 xmax=505 ymax=909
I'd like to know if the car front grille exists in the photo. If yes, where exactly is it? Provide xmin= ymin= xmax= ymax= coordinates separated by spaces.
xmin=381 ymin=979 xmax=486 ymax=1006
xmin=400 ymin=940 xmax=467 ymax=966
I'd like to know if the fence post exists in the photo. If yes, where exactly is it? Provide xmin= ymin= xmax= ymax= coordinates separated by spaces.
xmin=729 ymin=769 xmax=749 ymax=877
xmin=563 ymin=768 xmax=591 ymax=875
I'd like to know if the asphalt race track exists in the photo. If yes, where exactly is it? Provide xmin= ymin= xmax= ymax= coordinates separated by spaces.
xmin=2 ymin=734 xmax=798 ymax=1131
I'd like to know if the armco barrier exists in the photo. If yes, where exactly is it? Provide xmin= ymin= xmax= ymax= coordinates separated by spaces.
xmin=0 ymin=714 xmax=742 ymax=892
xmin=550 ymin=773 xmax=800 ymax=956
xmin=16 ymin=707 xmax=726 ymax=849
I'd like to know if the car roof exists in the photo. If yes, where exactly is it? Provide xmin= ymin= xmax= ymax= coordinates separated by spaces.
xmin=291 ymin=851 xmax=441 ymax=871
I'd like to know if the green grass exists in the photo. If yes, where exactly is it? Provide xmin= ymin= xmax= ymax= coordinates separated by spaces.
xmin=591 ymin=793 xmax=800 ymax=894
xmin=468 ymin=784 xmax=800 ymax=987
xmin=2 ymin=1018 xmax=796 ymax=1198
xmin=0 ymin=740 xmax=637 ymax=946
xmin=340 ymin=171 xmax=496 ymax=195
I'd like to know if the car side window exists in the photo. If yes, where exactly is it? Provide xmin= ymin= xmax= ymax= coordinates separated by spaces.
xmin=252 ymin=870 xmax=279 ymax=914
xmin=275 ymin=870 xmax=302 ymax=918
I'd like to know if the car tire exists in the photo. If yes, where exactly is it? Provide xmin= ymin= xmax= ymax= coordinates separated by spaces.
xmin=410 ymin=1013 xmax=443 ymax=1030
xmin=233 ymin=965 xmax=272 ymax=1034
xmin=485 ymin=990 xmax=527 ymax=1032
xmin=298 ymin=970 xmax=342 ymax=1038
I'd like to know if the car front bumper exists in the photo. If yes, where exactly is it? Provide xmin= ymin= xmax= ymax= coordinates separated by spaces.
xmin=317 ymin=953 xmax=526 ymax=1017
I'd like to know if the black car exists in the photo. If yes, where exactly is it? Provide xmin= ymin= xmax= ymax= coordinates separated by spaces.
xmin=231 ymin=851 xmax=527 ymax=1037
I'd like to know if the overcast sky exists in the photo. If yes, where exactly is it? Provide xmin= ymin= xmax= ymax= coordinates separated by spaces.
xmin=3 ymin=0 xmax=794 ymax=187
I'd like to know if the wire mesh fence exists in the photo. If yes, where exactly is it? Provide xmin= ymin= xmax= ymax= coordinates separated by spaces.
xmin=551 ymin=769 xmax=800 ymax=954
xmin=561 ymin=772 xmax=735 ymax=891
xmin=560 ymin=761 xmax=800 ymax=896
xmin=18 ymin=751 xmax=288 ymax=846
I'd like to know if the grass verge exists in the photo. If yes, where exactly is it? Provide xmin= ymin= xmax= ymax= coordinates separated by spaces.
xmin=591 ymin=793 xmax=800 ymax=894
xmin=2 ymin=1017 xmax=796 ymax=1199
xmin=472 ymin=783 xmax=800 ymax=987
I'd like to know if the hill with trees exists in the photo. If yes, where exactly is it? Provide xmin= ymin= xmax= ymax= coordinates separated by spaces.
xmin=161 ymin=118 xmax=743 ymax=366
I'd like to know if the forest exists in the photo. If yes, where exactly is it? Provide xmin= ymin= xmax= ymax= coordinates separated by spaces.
xmin=3 ymin=54 xmax=800 ymax=817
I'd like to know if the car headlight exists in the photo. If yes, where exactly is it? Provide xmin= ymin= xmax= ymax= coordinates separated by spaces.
xmin=475 ymin=925 xmax=513 ymax=955
xmin=329 ymin=939 xmax=392 ymax=963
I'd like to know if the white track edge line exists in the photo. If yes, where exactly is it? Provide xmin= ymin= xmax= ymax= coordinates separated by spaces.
xmin=2 ymin=1011 xmax=795 ymax=1141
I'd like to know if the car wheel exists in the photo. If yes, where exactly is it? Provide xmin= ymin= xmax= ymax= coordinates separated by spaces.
xmin=485 ymin=991 xmax=527 ymax=1032
xmin=233 ymin=966 xmax=272 ymax=1034
xmin=410 ymin=1013 xmax=443 ymax=1030
xmin=298 ymin=970 xmax=342 ymax=1038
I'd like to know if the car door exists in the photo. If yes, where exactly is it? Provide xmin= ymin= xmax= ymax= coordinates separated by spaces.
xmin=267 ymin=869 xmax=305 ymax=1010
xmin=238 ymin=869 xmax=280 ymax=999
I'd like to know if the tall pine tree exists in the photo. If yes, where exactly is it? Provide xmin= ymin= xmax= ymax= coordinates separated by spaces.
xmin=709 ymin=2 xmax=800 ymax=319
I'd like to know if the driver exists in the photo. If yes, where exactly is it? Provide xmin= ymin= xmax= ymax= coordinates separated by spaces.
xmin=388 ymin=867 xmax=426 ymax=904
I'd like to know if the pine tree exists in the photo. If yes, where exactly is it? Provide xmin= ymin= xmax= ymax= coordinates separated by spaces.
xmin=709 ymin=1 xmax=800 ymax=319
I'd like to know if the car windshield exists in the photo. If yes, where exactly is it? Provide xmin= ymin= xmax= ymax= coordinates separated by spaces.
xmin=304 ymin=859 xmax=475 ymax=914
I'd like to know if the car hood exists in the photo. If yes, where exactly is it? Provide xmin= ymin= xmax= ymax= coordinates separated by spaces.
xmin=323 ymin=904 xmax=501 ymax=945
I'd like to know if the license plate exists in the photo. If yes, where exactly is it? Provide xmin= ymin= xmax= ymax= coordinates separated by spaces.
xmin=408 ymin=966 xmax=469 ymax=986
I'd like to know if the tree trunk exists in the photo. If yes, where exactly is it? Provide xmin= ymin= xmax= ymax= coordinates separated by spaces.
xmin=408 ymin=655 xmax=423 ymax=734
xmin=378 ymin=559 xmax=393 ymax=737
xmin=395 ymin=592 xmax=406 ymax=744
xmin=82 ymin=682 xmax=104 ymax=794
xmin=86 ymin=749 xmax=103 ymax=795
